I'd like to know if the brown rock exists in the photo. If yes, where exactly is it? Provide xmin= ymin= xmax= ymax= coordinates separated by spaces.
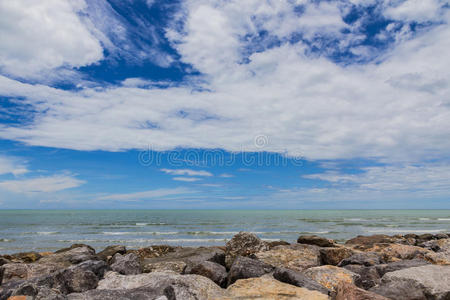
xmin=7 ymin=296 xmax=30 ymax=300
xmin=6 ymin=252 xmax=42 ymax=264
xmin=142 ymin=260 xmax=186 ymax=273
xmin=127 ymin=245 xmax=175 ymax=261
xmin=320 ymin=246 xmax=355 ymax=266
xmin=225 ymin=276 xmax=329 ymax=300
xmin=345 ymin=235 xmax=398 ymax=250
xmin=297 ymin=235 xmax=336 ymax=247
xmin=304 ymin=265 xmax=359 ymax=292
xmin=336 ymin=282 xmax=389 ymax=300
xmin=368 ymin=243 xmax=433 ymax=262
xmin=225 ymin=232 xmax=268 ymax=268
xmin=254 ymin=244 xmax=321 ymax=272
xmin=0 ymin=263 xmax=61 ymax=284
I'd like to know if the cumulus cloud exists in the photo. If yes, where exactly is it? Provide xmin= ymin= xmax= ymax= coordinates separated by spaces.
xmin=0 ymin=0 xmax=103 ymax=79
xmin=0 ymin=175 xmax=85 ymax=193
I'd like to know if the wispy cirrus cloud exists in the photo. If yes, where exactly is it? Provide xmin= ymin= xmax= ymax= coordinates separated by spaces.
xmin=0 ymin=155 xmax=28 ymax=176
xmin=160 ymin=168 xmax=213 ymax=177
xmin=0 ymin=175 xmax=85 ymax=194
xmin=97 ymin=187 xmax=195 ymax=201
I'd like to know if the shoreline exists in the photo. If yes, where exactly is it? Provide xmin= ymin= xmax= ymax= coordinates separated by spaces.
xmin=1 ymin=232 xmax=449 ymax=299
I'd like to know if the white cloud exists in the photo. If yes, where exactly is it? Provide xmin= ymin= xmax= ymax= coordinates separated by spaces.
xmin=97 ymin=187 xmax=194 ymax=201
xmin=0 ymin=0 xmax=103 ymax=79
xmin=0 ymin=156 xmax=28 ymax=176
xmin=0 ymin=175 xmax=85 ymax=193
xmin=0 ymin=0 xmax=449 ymax=166
xmin=384 ymin=0 xmax=444 ymax=22
xmin=219 ymin=173 xmax=234 ymax=178
xmin=172 ymin=177 xmax=201 ymax=182
xmin=160 ymin=168 xmax=213 ymax=176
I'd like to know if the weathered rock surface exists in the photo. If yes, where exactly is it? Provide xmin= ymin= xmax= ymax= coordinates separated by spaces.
xmin=342 ymin=264 xmax=380 ymax=290
xmin=338 ymin=252 xmax=384 ymax=267
xmin=273 ymin=267 xmax=330 ymax=295
xmin=224 ymin=276 xmax=330 ymax=300
xmin=254 ymin=244 xmax=321 ymax=272
xmin=304 ymin=265 xmax=359 ymax=293
xmin=297 ymin=235 xmax=336 ymax=247
xmin=0 ymin=263 xmax=61 ymax=284
xmin=345 ymin=235 xmax=399 ymax=250
xmin=369 ymin=265 xmax=450 ymax=300
xmin=37 ymin=246 xmax=96 ymax=268
xmin=96 ymin=245 xmax=126 ymax=261
xmin=224 ymin=232 xmax=268 ymax=268
xmin=188 ymin=261 xmax=227 ymax=287
xmin=374 ymin=258 xmax=430 ymax=277
xmin=127 ymin=245 xmax=175 ymax=261
xmin=110 ymin=253 xmax=140 ymax=275
xmin=143 ymin=260 xmax=186 ymax=274
xmin=320 ymin=246 xmax=355 ymax=266
xmin=227 ymin=256 xmax=274 ymax=286
xmin=367 ymin=243 xmax=433 ymax=262
xmin=1 ymin=252 xmax=42 ymax=264
xmin=335 ymin=282 xmax=389 ymax=300
xmin=96 ymin=271 xmax=227 ymax=299
xmin=67 ymin=288 xmax=163 ymax=300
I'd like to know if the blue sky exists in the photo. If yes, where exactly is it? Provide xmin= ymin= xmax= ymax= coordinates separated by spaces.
xmin=0 ymin=0 xmax=449 ymax=209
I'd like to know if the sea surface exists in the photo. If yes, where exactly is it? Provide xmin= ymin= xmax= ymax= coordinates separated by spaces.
xmin=0 ymin=210 xmax=449 ymax=254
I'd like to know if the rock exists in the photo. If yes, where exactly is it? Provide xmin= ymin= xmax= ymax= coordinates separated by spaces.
xmin=72 ymin=260 xmax=109 ymax=278
xmin=421 ymin=238 xmax=450 ymax=265
xmin=110 ymin=253 xmax=140 ymax=275
xmin=320 ymin=247 xmax=355 ymax=266
xmin=425 ymin=252 xmax=450 ymax=265
xmin=267 ymin=240 xmax=290 ymax=248
xmin=143 ymin=260 xmax=186 ymax=274
xmin=368 ymin=243 xmax=433 ymax=262
xmin=67 ymin=288 xmax=164 ymax=300
xmin=227 ymin=256 xmax=274 ymax=286
xmin=338 ymin=252 xmax=383 ymax=267
xmin=0 ymin=257 xmax=10 ymax=266
xmin=96 ymin=245 xmax=126 ymax=261
xmin=342 ymin=265 xmax=380 ymax=290
xmin=142 ymin=247 xmax=225 ymax=274
xmin=0 ymin=263 xmax=61 ymax=284
xmin=369 ymin=265 xmax=450 ymax=300
xmin=336 ymin=282 xmax=389 ymax=300
xmin=375 ymin=258 xmax=430 ymax=277
xmin=225 ymin=232 xmax=268 ymax=268
xmin=345 ymin=235 xmax=398 ymax=250
xmin=188 ymin=261 xmax=227 ymax=287
xmin=254 ymin=244 xmax=321 ymax=272
xmin=127 ymin=245 xmax=175 ymax=261
xmin=38 ymin=246 xmax=96 ymax=267
xmin=273 ymin=267 xmax=331 ymax=295
xmin=7 ymin=296 xmax=31 ymax=300
xmin=96 ymin=271 xmax=227 ymax=299
xmin=297 ymin=235 xmax=336 ymax=247
xmin=224 ymin=276 xmax=329 ymax=300
xmin=5 ymin=252 xmax=42 ymax=264
xmin=304 ymin=265 xmax=359 ymax=293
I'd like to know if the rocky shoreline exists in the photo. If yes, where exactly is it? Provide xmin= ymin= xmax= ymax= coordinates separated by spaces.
xmin=0 ymin=232 xmax=449 ymax=300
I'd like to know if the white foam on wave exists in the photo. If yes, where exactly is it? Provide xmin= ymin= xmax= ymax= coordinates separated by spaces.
xmin=135 ymin=222 xmax=167 ymax=226
xmin=103 ymin=231 xmax=178 ymax=235
xmin=37 ymin=231 xmax=59 ymax=235
xmin=419 ymin=218 xmax=431 ymax=220
xmin=437 ymin=218 xmax=450 ymax=221
xmin=367 ymin=229 xmax=446 ymax=233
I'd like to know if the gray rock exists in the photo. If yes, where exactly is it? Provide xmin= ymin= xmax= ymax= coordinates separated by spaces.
xmin=273 ymin=267 xmax=330 ymax=295
xmin=188 ymin=261 xmax=227 ymax=287
xmin=375 ymin=259 xmax=430 ymax=277
xmin=227 ymin=256 xmax=274 ymax=286
xmin=97 ymin=245 xmax=126 ymax=261
xmin=38 ymin=246 xmax=97 ymax=267
xmin=110 ymin=253 xmax=141 ymax=275
xmin=67 ymin=288 xmax=165 ymax=300
xmin=336 ymin=282 xmax=390 ymax=300
xmin=343 ymin=264 xmax=381 ymax=290
xmin=0 ymin=262 xmax=61 ymax=284
xmin=339 ymin=252 xmax=384 ymax=267
xmin=297 ymin=235 xmax=336 ymax=247
xmin=369 ymin=265 xmax=450 ymax=300
xmin=225 ymin=232 xmax=268 ymax=268
xmin=320 ymin=246 xmax=355 ymax=266
xmin=345 ymin=235 xmax=399 ymax=250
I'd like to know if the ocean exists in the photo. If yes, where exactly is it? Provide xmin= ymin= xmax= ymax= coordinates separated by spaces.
xmin=0 ymin=210 xmax=449 ymax=254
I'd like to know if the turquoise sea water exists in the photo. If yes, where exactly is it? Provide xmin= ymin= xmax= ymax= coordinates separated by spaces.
xmin=0 ymin=210 xmax=449 ymax=254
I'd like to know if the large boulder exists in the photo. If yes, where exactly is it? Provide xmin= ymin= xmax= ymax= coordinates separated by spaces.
xmin=0 ymin=263 xmax=61 ymax=284
xmin=142 ymin=247 xmax=224 ymax=274
xmin=338 ymin=252 xmax=384 ymax=267
xmin=2 ymin=252 xmax=42 ymax=264
xmin=367 ymin=243 xmax=433 ymax=263
xmin=423 ymin=238 xmax=450 ymax=265
xmin=297 ymin=235 xmax=336 ymax=247
xmin=342 ymin=265 xmax=380 ymax=290
xmin=110 ymin=253 xmax=140 ymax=275
xmin=96 ymin=245 xmax=126 ymax=262
xmin=320 ymin=247 xmax=355 ymax=266
xmin=345 ymin=235 xmax=398 ymax=250
xmin=273 ymin=267 xmax=331 ymax=295
xmin=38 ymin=246 xmax=96 ymax=268
xmin=254 ymin=244 xmax=321 ymax=272
xmin=67 ymin=288 xmax=163 ymax=300
xmin=335 ymin=282 xmax=389 ymax=300
xmin=96 ymin=271 xmax=227 ymax=299
xmin=304 ymin=265 xmax=359 ymax=293
xmin=375 ymin=258 xmax=431 ymax=277
xmin=369 ymin=265 xmax=450 ymax=300
xmin=225 ymin=232 xmax=268 ymax=268
xmin=227 ymin=256 xmax=274 ymax=286
xmin=188 ymin=261 xmax=227 ymax=287
xmin=224 ymin=276 xmax=329 ymax=300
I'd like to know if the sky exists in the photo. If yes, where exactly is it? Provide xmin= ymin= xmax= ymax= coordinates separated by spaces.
xmin=0 ymin=0 xmax=449 ymax=209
